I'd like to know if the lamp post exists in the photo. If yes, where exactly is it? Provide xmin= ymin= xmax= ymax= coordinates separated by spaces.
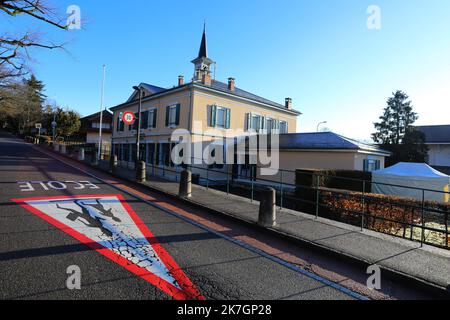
xmin=132 ymin=86 xmax=143 ymax=166
xmin=97 ymin=65 xmax=106 ymax=160
xmin=317 ymin=121 xmax=328 ymax=132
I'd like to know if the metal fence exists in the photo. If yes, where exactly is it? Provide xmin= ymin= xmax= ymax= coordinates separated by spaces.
xmin=34 ymin=135 xmax=450 ymax=250
xmin=134 ymin=159 xmax=450 ymax=250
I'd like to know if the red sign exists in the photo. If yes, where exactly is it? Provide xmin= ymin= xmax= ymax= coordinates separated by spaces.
xmin=122 ymin=112 xmax=136 ymax=125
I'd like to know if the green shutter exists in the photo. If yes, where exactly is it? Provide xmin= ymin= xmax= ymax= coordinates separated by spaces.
xmin=246 ymin=113 xmax=251 ymax=131
xmin=225 ymin=108 xmax=231 ymax=129
xmin=165 ymin=106 xmax=170 ymax=127
xmin=210 ymin=105 xmax=217 ymax=127
xmin=153 ymin=109 xmax=157 ymax=128
xmin=175 ymin=104 xmax=181 ymax=125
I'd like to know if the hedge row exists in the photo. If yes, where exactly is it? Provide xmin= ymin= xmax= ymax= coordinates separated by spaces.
xmin=320 ymin=188 xmax=450 ymax=248
xmin=295 ymin=169 xmax=372 ymax=193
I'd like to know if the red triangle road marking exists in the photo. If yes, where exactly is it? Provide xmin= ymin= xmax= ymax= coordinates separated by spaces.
xmin=12 ymin=194 xmax=205 ymax=300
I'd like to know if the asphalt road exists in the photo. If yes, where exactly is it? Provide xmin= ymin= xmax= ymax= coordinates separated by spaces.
xmin=0 ymin=131 xmax=363 ymax=300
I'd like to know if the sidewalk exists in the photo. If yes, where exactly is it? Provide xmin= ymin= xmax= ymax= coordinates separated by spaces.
xmin=92 ymin=160 xmax=450 ymax=296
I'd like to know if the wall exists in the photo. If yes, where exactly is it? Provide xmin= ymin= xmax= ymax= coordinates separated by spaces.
xmin=428 ymin=144 xmax=450 ymax=167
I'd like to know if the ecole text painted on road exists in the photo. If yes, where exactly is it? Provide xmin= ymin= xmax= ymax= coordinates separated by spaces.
xmin=17 ymin=181 xmax=100 ymax=192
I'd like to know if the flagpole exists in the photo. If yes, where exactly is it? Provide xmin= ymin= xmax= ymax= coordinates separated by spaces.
xmin=97 ymin=64 xmax=106 ymax=160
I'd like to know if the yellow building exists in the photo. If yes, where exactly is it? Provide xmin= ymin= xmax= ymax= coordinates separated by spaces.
xmin=110 ymin=27 xmax=300 ymax=176
xmin=110 ymin=27 xmax=390 ymax=186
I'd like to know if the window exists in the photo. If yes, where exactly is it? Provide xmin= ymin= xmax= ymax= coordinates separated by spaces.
xmin=210 ymin=105 xmax=231 ymax=129
xmin=92 ymin=122 xmax=111 ymax=129
xmin=141 ymin=111 xmax=149 ymax=129
xmin=266 ymin=118 xmax=275 ymax=134
xmin=364 ymin=159 xmax=381 ymax=172
xmin=148 ymin=109 xmax=157 ymax=129
xmin=279 ymin=121 xmax=288 ymax=134
xmin=147 ymin=143 xmax=156 ymax=164
xmin=247 ymin=113 xmax=262 ymax=132
xmin=166 ymin=104 xmax=180 ymax=127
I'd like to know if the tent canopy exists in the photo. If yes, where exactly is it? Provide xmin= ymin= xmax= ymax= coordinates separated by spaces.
xmin=372 ymin=163 xmax=450 ymax=202
xmin=373 ymin=162 xmax=449 ymax=179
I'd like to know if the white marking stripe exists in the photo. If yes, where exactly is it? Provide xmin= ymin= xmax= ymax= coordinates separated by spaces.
xmin=25 ymin=196 xmax=181 ymax=289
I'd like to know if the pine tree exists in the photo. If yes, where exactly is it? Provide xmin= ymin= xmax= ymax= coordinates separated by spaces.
xmin=372 ymin=91 xmax=428 ymax=165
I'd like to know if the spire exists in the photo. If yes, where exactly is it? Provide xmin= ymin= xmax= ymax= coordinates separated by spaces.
xmin=197 ymin=23 xmax=208 ymax=59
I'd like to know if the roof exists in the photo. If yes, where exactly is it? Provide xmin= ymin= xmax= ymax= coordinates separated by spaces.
xmin=114 ymin=80 xmax=301 ymax=115
xmin=126 ymin=83 xmax=167 ymax=103
xmin=197 ymin=80 xmax=300 ymax=114
xmin=373 ymin=162 xmax=449 ymax=178
xmin=197 ymin=25 xmax=208 ymax=59
xmin=80 ymin=110 xmax=113 ymax=122
xmin=277 ymin=132 xmax=391 ymax=155
xmin=416 ymin=125 xmax=450 ymax=144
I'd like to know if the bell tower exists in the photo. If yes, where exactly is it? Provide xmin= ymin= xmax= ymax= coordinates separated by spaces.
xmin=192 ymin=24 xmax=215 ymax=84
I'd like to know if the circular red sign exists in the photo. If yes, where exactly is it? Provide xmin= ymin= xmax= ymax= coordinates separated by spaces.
xmin=122 ymin=112 xmax=136 ymax=125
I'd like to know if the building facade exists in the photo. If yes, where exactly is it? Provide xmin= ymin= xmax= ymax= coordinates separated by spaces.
xmin=110 ymin=28 xmax=301 ymax=176
xmin=417 ymin=125 xmax=450 ymax=174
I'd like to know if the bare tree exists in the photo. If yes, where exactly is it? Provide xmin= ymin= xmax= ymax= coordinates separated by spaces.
xmin=0 ymin=0 xmax=68 ymax=77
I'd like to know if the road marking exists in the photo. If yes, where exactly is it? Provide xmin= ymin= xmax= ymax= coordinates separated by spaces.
xmin=11 ymin=194 xmax=204 ymax=301
xmin=17 ymin=181 xmax=100 ymax=192
xmin=32 ymin=146 xmax=369 ymax=300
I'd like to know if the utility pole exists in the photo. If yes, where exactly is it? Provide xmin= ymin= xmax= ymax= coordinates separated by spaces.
xmin=132 ymin=86 xmax=143 ymax=166
xmin=97 ymin=65 xmax=106 ymax=160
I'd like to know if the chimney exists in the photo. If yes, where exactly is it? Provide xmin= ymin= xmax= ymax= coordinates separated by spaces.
xmin=178 ymin=75 xmax=184 ymax=86
xmin=202 ymin=72 xmax=212 ymax=86
xmin=228 ymin=77 xmax=235 ymax=91
xmin=285 ymin=98 xmax=292 ymax=109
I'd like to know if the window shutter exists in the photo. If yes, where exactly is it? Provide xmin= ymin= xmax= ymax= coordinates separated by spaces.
xmin=175 ymin=104 xmax=181 ymax=126
xmin=165 ymin=106 xmax=170 ymax=127
xmin=210 ymin=105 xmax=217 ymax=127
xmin=363 ymin=160 xmax=369 ymax=172
xmin=153 ymin=109 xmax=157 ymax=128
xmin=246 ymin=113 xmax=251 ymax=131
xmin=225 ymin=108 xmax=231 ymax=129
xmin=261 ymin=116 xmax=266 ymax=133
xmin=116 ymin=118 xmax=120 ymax=131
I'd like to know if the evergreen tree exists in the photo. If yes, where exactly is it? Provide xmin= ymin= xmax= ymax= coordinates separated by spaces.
xmin=372 ymin=91 xmax=428 ymax=165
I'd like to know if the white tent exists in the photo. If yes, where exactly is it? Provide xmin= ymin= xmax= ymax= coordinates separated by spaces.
xmin=372 ymin=163 xmax=450 ymax=203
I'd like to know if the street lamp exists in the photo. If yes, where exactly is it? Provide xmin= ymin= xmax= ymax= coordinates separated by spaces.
xmin=317 ymin=121 xmax=328 ymax=132
xmin=132 ymin=86 xmax=143 ymax=166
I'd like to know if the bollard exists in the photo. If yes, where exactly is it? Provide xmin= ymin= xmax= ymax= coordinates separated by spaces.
xmin=136 ymin=161 xmax=146 ymax=183
xmin=110 ymin=155 xmax=118 ymax=173
xmin=258 ymin=187 xmax=277 ymax=228
xmin=60 ymin=144 xmax=67 ymax=154
xmin=53 ymin=143 xmax=59 ymax=152
xmin=91 ymin=156 xmax=98 ymax=166
xmin=78 ymin=148 xmax=85 ymax=161
xmin=179 ymin=170 xmax=192 ymax=198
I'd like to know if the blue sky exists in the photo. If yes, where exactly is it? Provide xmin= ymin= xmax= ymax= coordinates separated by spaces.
xmin=2 ymin=0 xmax=450 ymax=140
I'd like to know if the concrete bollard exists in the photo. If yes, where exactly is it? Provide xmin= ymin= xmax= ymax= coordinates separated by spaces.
xmin=258 ymin=188 xmax=277 ymax=228
xmin=110 ymin=155 xmax=118 ymax=173
xmin=60 ymin=144 xmax=67 ymax=154
xmin=179 ymin=170 xmax=192 ymax=198
xmin=136 ymin=161 xmax=146 ymax=183
xmin=78 ymin=148 xmax=85 ymax=161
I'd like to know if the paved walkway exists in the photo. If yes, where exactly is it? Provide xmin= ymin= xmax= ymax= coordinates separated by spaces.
xmin=96 ymin=160 xmax=450 ymax=294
